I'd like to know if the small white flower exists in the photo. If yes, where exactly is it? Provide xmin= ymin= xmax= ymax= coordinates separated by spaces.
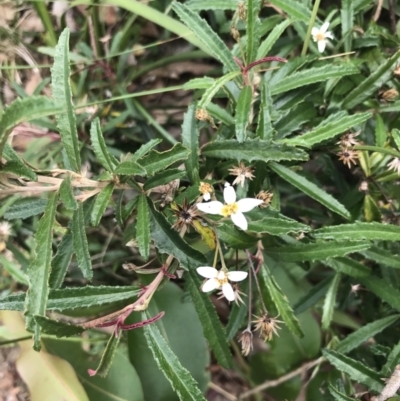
xmin=311 ymin=21 xmax=333 ymax=53
xmin=196 ymin=183 xmax=263 ymax=230
xmin=388 ymin=157 xmax=400 ymax=175
xmin=196 ymin=266 xmax=248 ymax=301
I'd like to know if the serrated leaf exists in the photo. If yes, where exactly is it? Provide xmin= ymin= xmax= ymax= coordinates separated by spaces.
xmin=324 ymin=257 xmax=371 ymax=278
xmin=114 ymin=160 xmax=147 ymax=176
xmin=90 ymin=183 xmax=114 ymax=227
xmin=172 ymin=3 xmax=240 ymax=74
xmin=285 ymin=112 xmax=371 ymax=147
xmin=143 ymin=313 xmax=207 ymax=401
xmin=0 ymin=286 xmax=140 ymax=312
xmin=235 ymin=85 xmax=253 ymax=143
xmin=72 ymin=203 xmax=92 ymax=281
xmin=143 ymin=169 xmax=186 ymax=191
xmin=313 ymin=222 xmax=400 ymax=241
xmin=198 ymin=71 xmax=241 ymax=109
xmin=269 ymin=162 xmax=351 ymax=219
xmin=138 ymin=143 xmax=190 ymax=176
xmin=0 ymin=97 xmax=63 ymax=160
xmin=49 ymin=231 xmax=73 ymax=289
xmin=267 ymin=0 xmax=312 ymax=22
xmin=206 ymin=102 xmax=235 ymax=126
xmin=336 ymin=315 xmax=400 ymax=354
xmin=187 ymin=270 xmax=233 ymax=368
xmin=4 ymin=198 xmax=48 ymax=220
xmin=265 ymin=241 xmax=370 ymax=262
xmin=329 ymin=384 xmax=359 ymax=401
xmin=382 ymin=342 xmax=400 ymax=376
xmin=256 ymin=19 xmax=292 ymax=61
xmin=89 ymin=333 xmax=121 ymax=378
xmin=24 ymin=192 xmax=58 ymax=350
xmin=183 ymin=77 xmax=215 ymax=90
xmin=202 ymin=140 xmax=308 ymax=162
xmin=270 ymin=64 xmax=359 ymax=96
xmin=246 ymin=0 xmax=261 ymax=64
xmin=59 ymin=174 xmax=78 ymax=211
xmin=343 ymin=50 xmax=400 ymax=109
xmin=34 ymin=315 xmax=85 ymax=337
xmin=3 ymin=144 xmax=37 ymax=181
xmin=131 ymin=139 xmax=162 ymax=161
xmin=90 ymin=118 xmax=118 ymax=172
xmin=147 ymin=199 xmax=207 ymax=270
xmin=247 ymin=216 xmax=310 ymax=235
xmin=358 ymin=276 xmax=400 ymax=312
xmin=256 ymin=79 xmax=274 ymax=140
xmin=186 ymin=0 xmax=239 ymax=10
xmin=361 ymin=246 xmax=400 ymax=270
xmin=323 ymin=349 xmax=384 ymax=392
xmin=341 ymin=0 xmax=354 ymax=52
xmin=136 ymin=194 xmax=150 ymax=261
xmin=322 ymin=273 xmax=341 ymax=330
xmin=217 ymin=223 xmax=258 ymax=249
xmin=260 ymin=264 xmax=304 ymax=337
xmin=51 ymin=28 xmax=81 ymax=172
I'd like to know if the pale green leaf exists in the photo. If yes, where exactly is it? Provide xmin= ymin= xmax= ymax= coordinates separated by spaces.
xmin=322 ymin=273 xmax=341 ymax=330
xmin=90 ymin=183 xmax=114 ymax=227
xmin=186 ymin=0 xmax=239 ymax=10
xmin=206 ymin=102 xmax=235 ymax=126
xmin=247 ymin=216 xmax=310 ymax=235
xmin=59 ymin=174 xmax=78 ymax=211
xmin=183 ymin=77 xmax=215 ymax=90
xmin=329 ymin=384 xmax=358 ymax=401
xmin=4 ymin=198 xmax=48 ymax=220
xmin=136 ymin=194 xmax=150 ymax=261
xmin=235 ymin=85 xmax=253 ymax=143
xmin=341 ymin=0 xmax=354 ymax=52
xmin=0 ymin=254 xmax=28 ymax=285
xmin=246 ymin=0 xmax=261 ymax=64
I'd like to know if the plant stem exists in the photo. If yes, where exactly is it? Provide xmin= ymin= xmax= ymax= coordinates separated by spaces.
xmin=301 ymin=0 xmax=322 ymax=56
xmin=246 ymin=251 xmax=268 ymax=314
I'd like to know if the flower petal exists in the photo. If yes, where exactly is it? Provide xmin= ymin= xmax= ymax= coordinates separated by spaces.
xmin=227 ymin=271 xmax=248 ymax=282
xmin=317 ymin=40 xmax=326 ymax=53
xmin=325 ymin=31 xmax=334 ymax=39
xmin=202 ymin=278 xmax=220 ymax=292
xmin=231 ymin=212 xmax=248 ymax=230
xmin=203 ymin=192 xmax=211 ymax=201
xmin=320 ymin=21 xmax=330 ymax=33
xmin=237 ymin=198 xmax=263 ymax=212
xmin=223 ymin=183 xmax=236 ymax=204
xmin=222 ymin=283 xmax=235 ymax=301
xmin=197 ymin=266 xmax=218 ymax=279
xmin=197 ymin=201 xmax=223 ymax=215
xmin=311 ymin=27 xmax=319 ymax=37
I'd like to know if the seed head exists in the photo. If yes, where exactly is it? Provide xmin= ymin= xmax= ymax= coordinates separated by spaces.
xmin=239 ymin=329 xmax=253 ymax=356
xmin=253 ymin=313 xmax=283 ymax=342
xmin=381 ymin=88 xmax=399 ymax=102
xmin=337 ymin=147 xmax=359 ymax=168
xmin=336 ymin=131 xmax=360 ymax=148
xmin=255 ymin=190 xmax=273 ymax=208
xmin=171 ymin=199 xmax=200 ymax=231
xmin=199 ymin=182 xmax=213 ymax=201
xmin=229 ymin=163 xmax=255 ymax=187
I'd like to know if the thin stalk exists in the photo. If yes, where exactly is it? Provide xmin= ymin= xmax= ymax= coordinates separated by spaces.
xmin=246 ymin=251 xmax=268 ymax=314
xmin=301 ymin=0 xmax=322 ymax=56
xmin=32 ymin=1 xmax=57 ymax=47
xmin=90 ymin=2 xmax=104 ymax=58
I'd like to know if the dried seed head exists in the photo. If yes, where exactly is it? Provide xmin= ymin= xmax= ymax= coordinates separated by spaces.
xmin=253 ymin=313 xmax=283 ymax=342
xmin=381 ymin=88 xmax=399 ymax=102
xmin=231 ymin=26 xmax=240 ymax=42
xmin=195 ymin=109 xmax=216 ymax=127
xmin=255 ymin=190 xmax=274 ymax=208
xmin=337 ymin=147 xmax=359 ymax=168
xmin=171 ymin=199 xmax=200 ymax=230
xmin=336 ymin=131 xmax=360 ymax=147
xmin=359 ymin=180 xmax=369 ymax=192
xmin=387 ymin=157 xmax=400 ymax=175
xmin=238 ymin=2 xmax=246 ymax=20
xmin=217 ymin=283 xmax=246 ymax=305
xmin=229 ymin=163 xmax=255 ymax=187
xmin=239 ymin=329 xmax=253 ymax=356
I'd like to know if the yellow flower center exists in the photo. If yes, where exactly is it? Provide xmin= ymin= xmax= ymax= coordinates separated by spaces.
xmin=199 ymin=182 xmax=213 ymax=195
xmin=221 ymin=202 xmax=239 ymax=217
xmin=315 ymin=33 xmax=325 ymax=41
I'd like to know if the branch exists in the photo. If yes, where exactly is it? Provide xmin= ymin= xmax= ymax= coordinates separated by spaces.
xmin=372 ymin=365 xmax=400 ymax=401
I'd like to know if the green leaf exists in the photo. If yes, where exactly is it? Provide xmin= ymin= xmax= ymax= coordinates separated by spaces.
xmin=216 ymin=223 xmax=257 ymax=249
xmin=336 ymin=315 xmax=400 ymax=354
xmin=358 ymin=276 xmax=400 ymax=312
xmin=329 ymin=384 xmax=358 ymax=401
xmin=256 ymin=79 xmax=274 ymax=140
xmin=323 ymin=257 xmax=371 ymax=278
xmin=246 ymin=0 xmax=261 ymax=64
xmin=147 ymin=199 xmax=207 ymax=270
xmin=285 ymin=112 xmax=372 ymax=148
xmin=267 ymin=0 xmax=312 ymax=22
xmin=270 ymin=64 xmax=359 ymax=96
xmin=72 ymin=203 xmax=92 ymax=281
xmin=186 ymin=0 xmax=239 ymax=10
xmin=198 ymin=71 xmax=241 ymax=109
xmin=24 ymin=192 xmax=58 ymax=350
xmin=89 ymin=334 xmax=121 ymax=378
xmin=143 ymin=169 xmax=186 ymax=191
xmin=235 ymin=85 xmax=253 ymax=143
xmin=361 ymin=246 xmax=400 ymax=270
xmin=131 ymin=139 xmax=162 ymax=161
xmin=341 ymin=0 xmax=354 ymax=52
xmin=139 ymin=143 xmax=191 ymax=176
xmin=260 ymin=264 xmax=303 ymax=337
xmin=0 ymin=97 xmax=63 ymax=160
xmin=114 ymin=160 xmax=147 ymax=176
xmin=3 ymin=144 xmax=37 ymax=181
xmin=49 ymin=231 xmax=73 ymax=289
xmin=172 ymin=3 xmax=240 ymax=74
xmin=0 ymin=286 xmax=140 ymax=312
xmin=0 ymin=254 xmax=28 ymax=285
xmin=342 ymin=50 xmax=400 ymax=109
xmin=322 ymin=349 xmax=384 ymax=392
xmin=313 ymin=222 xmax=400 ymax=241
xmin=269 ymin=162 xmax=351 ymax=219
xmin=90 ymin=183 xmax=114 ymax=227
xmin=256 ymin=19 xmax=292 ymax=60
xmin=382 ymin=342 xmax=400 ymax=376
xmin=375 ymin=114 xmax=387 ymax=147
xmin=90 ymin=118 xmax=118 ymax=172
xmin=183 ymin=77 xmax=215 ymax=90
xmin=4 ymin=198 xmax=48 ymax=220
xmin=136 ymin=194 xmax=150 ymax=261
xmin=202 ymin=140 xmax=308 ymax=162
xmin=51 ymin=28 xmax=81 ymax=172
xmin=206 ymin=102 xmax=235 ymax=126
xmin=181 ymin=103 xmax=200 ymax=184
xmin=247 ymin=216 xmax=310 ymax=235
xmin=265 ymin=241 xmax=371 ymax=262
xmin=187 ymin=270 xmax=233 ymax=368
xmin=322 ymin=273 xmax=341 ymax=330
xmin=143 ymin=314 xmax=207 ymax=401
xmin=34 ymin=315 xmax=85 ymax=337
xmin=59 ymin=174 xmax=78 ymax=211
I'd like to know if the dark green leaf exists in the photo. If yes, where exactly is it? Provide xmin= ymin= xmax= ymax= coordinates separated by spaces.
xmin=114 ymin=160 xmax=147 ymax=176
xmin=247 ymin=216 xmax=310 ymax=235
xmin=217 ymin=223 xmax=258 ymax=249
xmin=235 ymin=86 xmax=253 ymax=143
xmin=341 ymin=0 xmax=354 ymax=52
xmin=361 ymin=246 xmax=400 ymax=270
xmin=137 ymin=194 xmax=150 ymax=261
xmin=59 ymin=174 xmax=78 ymax=211
xmin=132 ymin=139 xmax=162 ymax=161
xmin=49 ymin=231 xmax=73 ymax=289
xmin=34 ymin=315 xmax=85 ymax=337
xmin=143 ymin=169 xmax=186 ymax=191
xmin=256 ymin=79 xmax=274 ymax=140
xmin=3 ymin=143 xmax=36 ymax=180
xmin=323 ymin=257 xmax=371 ymax=278
xmin=267 ymin=0 xmax=311 ymax=22
xmin=91 ymin=183 xmax=114 ymax=227
xmin=4 ymin=198 xmax=48 ymax=220
xmin=186 ymin=0 xmax=239 ymax=10
xmin=246 ymin=0 xmax=261 ymax=64
xmin=89 ymin=334 xmax=121 ymax=378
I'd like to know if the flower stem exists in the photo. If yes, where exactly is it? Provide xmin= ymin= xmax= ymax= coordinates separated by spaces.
xmin=301 ymin=0 xmax=322 ymax=56
xmin=246 ymin=259 xmax=253 ymax=330
xmin=246 ymin=250 xmax=268 ymax=314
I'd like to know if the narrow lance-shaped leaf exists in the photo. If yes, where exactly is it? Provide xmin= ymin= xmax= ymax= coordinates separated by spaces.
xmin=361 ymin=246 xmax=400 ymax=270
xmin=329 ymin=384 xmax=359 ymax=401
xmin=90 ymin=183 xmax=114 ymax=227
xmin=186 ymin=0 xmax=239 ymax=10
xmin=172 ymin=3 xmax=240 ymax=74
xmin=143 ymin=313 xmax=208 ymax=401
xmin=136 ymin=194 xmax=150 ymax=261
xmin=88 ymin=334 xmax=121 ymax=378
xmin=269 ymin=162 xmax=351 ymax=219
xmin=187 ymin=270 xmax=233 ymax=368
xmin=323 ymin=257 xmax=370 ymax=278
xmin=267 ymin=0 xmax=312 ymax=22
xmin=3 ymin=144 xmax=37 ymax=181
xmin=131 ymin=138 xmax=162 ymax=161
xmin=143 ymin=169 xmax=186 ymax=191
xmin=59 ymin=174 xmax=78 ymax=211
xmin=246 ymin=0 xmax=261 ymax=64
xmin=226 ymin=277 xmax=249 ymax=340
xmin=256 ymin=79 xmax=274 ymax=140
xmin=181 ymin=103 xmax=200 ymax=184
xmin=322 ymin=273 xmax=341 ymax=330
xmin=235 ymin=85 xmax=253 ymax=143
xmin=49 ymin=231 xmax=73 ymax=289
xmin=4 ymin=198 xmax=48 ymax=220
xmin=24 ymin=192 xmax=58 ymax=350
xmin=260 ymin=264 xmax=304 ymax=337
xmin=34 ymin=315 xmax=85 ymax=337
xmin=341 ymin=0 xmax=354 ymax=52
xmin=51 ymin=28 xmax=81 ymax=172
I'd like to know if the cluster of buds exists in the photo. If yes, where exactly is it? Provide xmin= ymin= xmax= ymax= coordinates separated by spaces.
xmin=336 ymin=131 xmax=360 ymax=168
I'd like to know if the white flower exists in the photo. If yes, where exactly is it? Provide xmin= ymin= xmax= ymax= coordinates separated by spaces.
xmin=196 ymin=183 xmax=263 ymax=230
xmin=311 ymin=21 xmax=333 ymax=53
xmin=388 ymin=157 xmax=400 ymax=175
xmin=196 ymin=266 xmax=248 ymax=301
